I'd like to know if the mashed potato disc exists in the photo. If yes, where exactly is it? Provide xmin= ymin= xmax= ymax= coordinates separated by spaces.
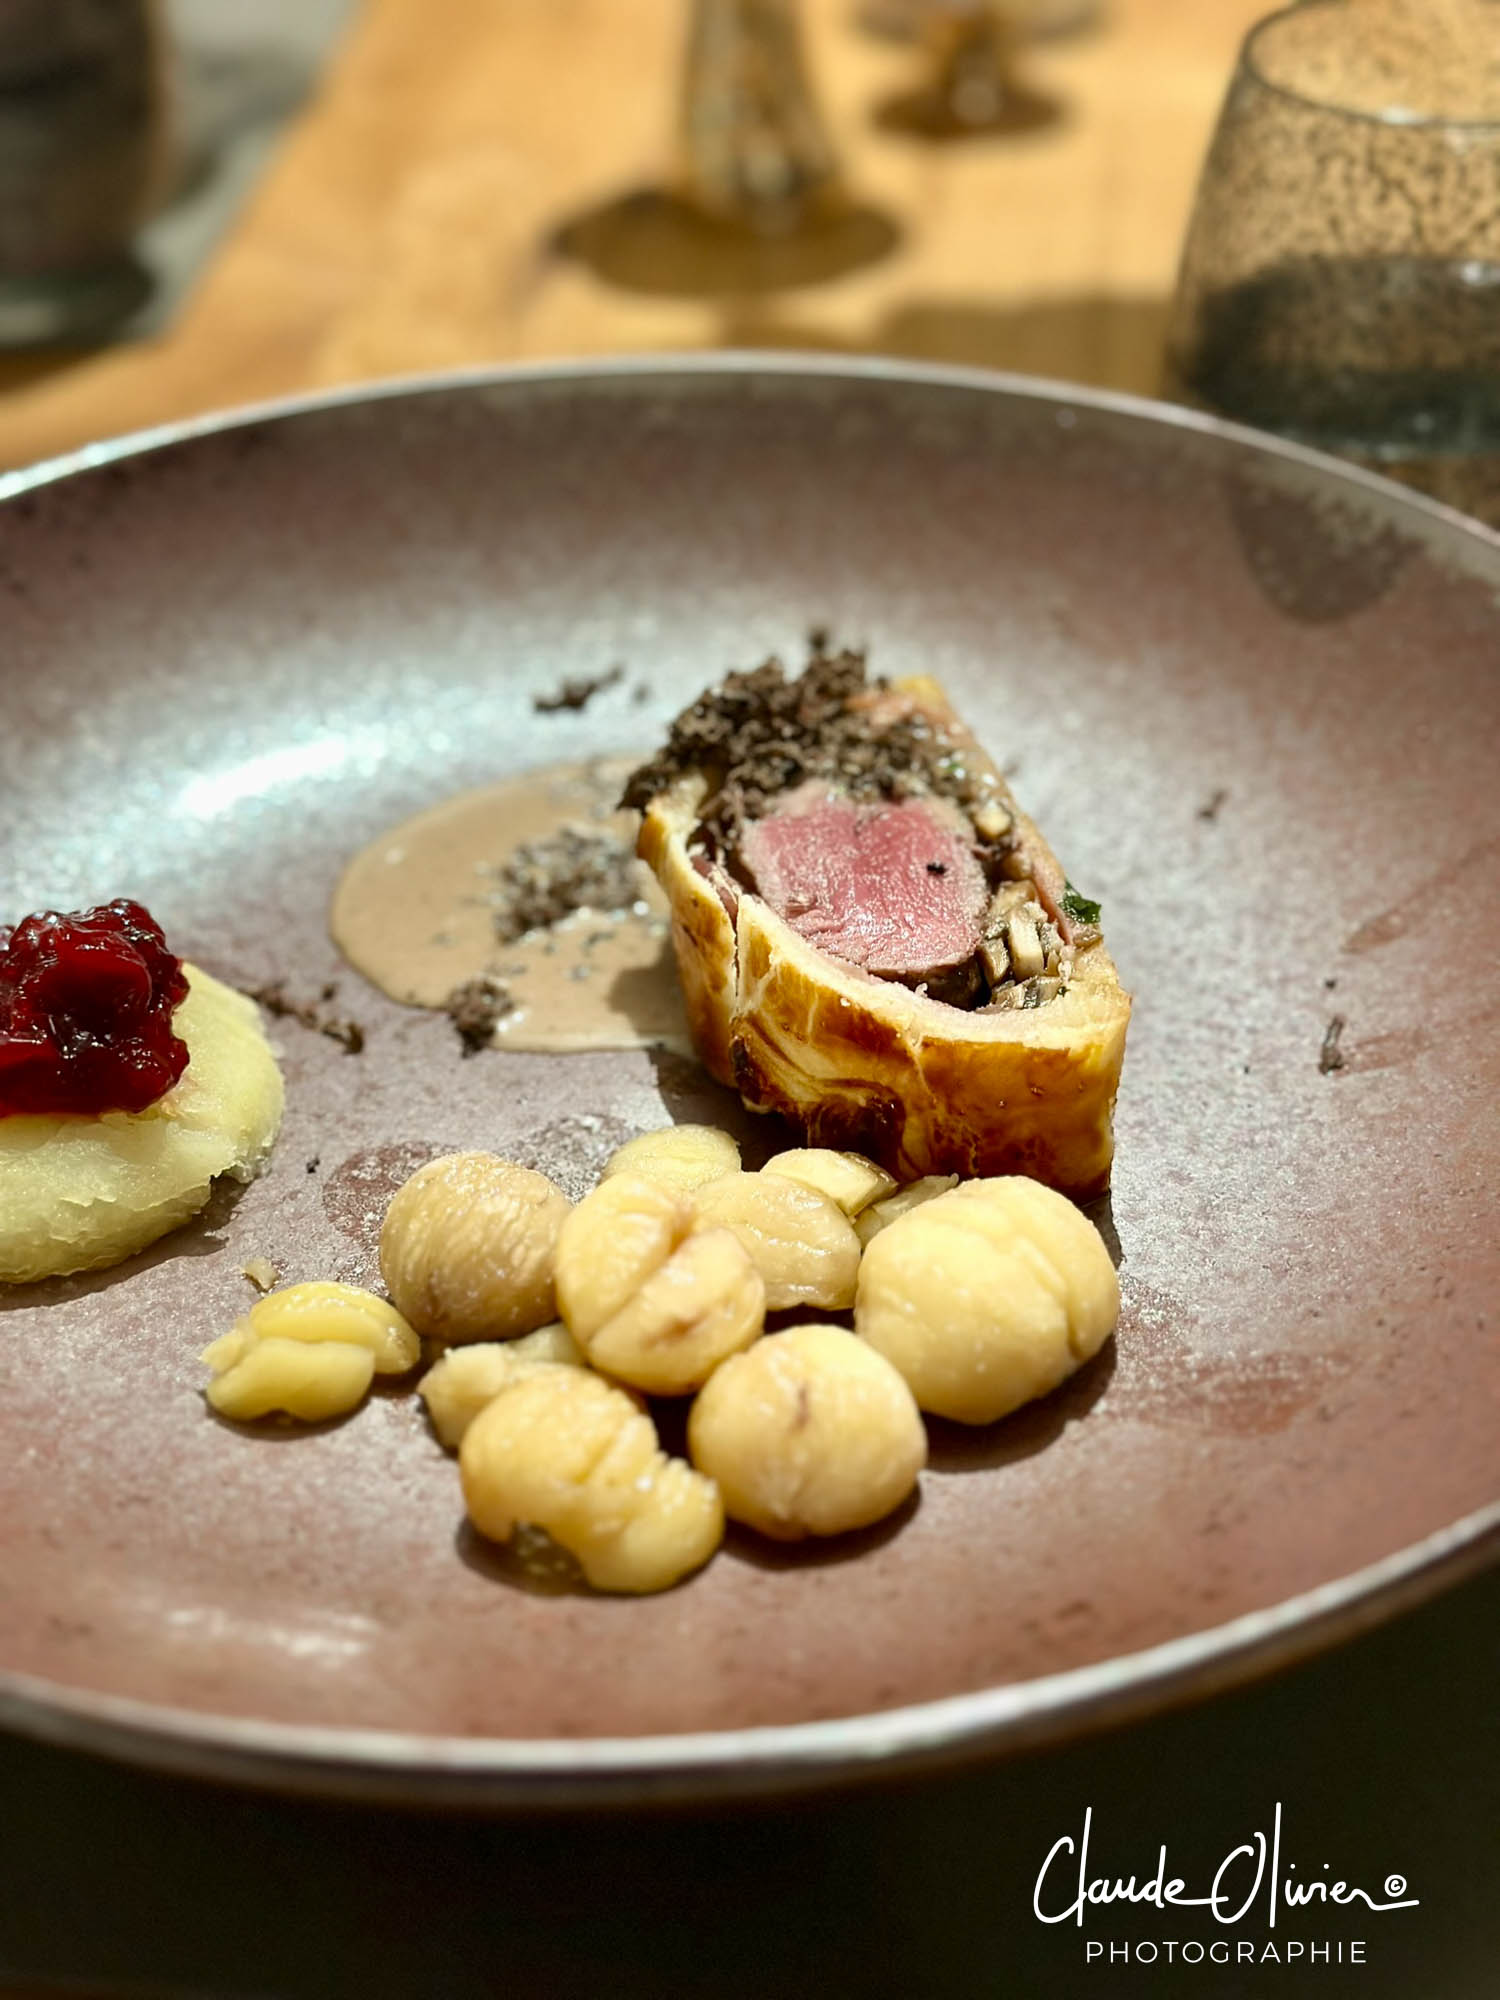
xmin=0 ymin=965 xmax=284 ymax=1284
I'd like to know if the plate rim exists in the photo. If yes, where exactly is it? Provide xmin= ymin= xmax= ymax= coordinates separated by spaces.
xmin=4 ymin=354 xmax=1498 ymax=1805
xmin=5 ymin=348 xmax=1500 ymax=562
xmin=2 ymin=1503 xmax=1495 ymax=1806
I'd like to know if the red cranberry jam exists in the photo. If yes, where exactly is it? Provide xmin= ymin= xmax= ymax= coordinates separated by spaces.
xmin=0 ymin=899 xmax=190 ymax=1117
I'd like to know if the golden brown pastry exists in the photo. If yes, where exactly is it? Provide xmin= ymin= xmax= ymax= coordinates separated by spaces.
xmin=624 ymin=647 xmax=1130 ymax=1196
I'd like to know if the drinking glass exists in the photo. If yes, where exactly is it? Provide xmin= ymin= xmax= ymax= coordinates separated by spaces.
xmin=679 ymin=0 xmax=846 ymax=233
xmin=869 ymin=2 xmax=1060 ymax=139
xmin=1167 ymin=0 xmax=1500 ymax=524
xmin=0 ymin=0 xmax=166 ymax=342
xmin=555 ymin=0 xmax=896 ymax=297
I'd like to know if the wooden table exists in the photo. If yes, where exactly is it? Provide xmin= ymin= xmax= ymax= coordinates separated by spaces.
xmin=0 ymin=0 xmax=1270 ymax=473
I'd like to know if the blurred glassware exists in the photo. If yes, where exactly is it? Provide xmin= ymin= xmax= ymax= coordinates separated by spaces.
xmin=1167 ymin=0 xmax=1500 ymax=526
xmin=0 ymin=0 xmax=166 ymax=342
xmin=871 ymin=0 xmax=1060 ymax=139
xmin=857 ymin=0 xmax=1104 ymax=44
xmin=680 ymin=0 xmax=846 ymax=233
xmin=554 ymin=0 xmax=897 ymax=299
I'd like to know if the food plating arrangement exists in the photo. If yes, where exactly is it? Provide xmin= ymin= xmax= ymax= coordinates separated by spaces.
xmin=0 ymin=645 xmax=1129 ymax=1596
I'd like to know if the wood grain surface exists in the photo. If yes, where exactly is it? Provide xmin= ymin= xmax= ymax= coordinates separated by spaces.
xmin=0 ymin=0 xmax=1270 ymax=472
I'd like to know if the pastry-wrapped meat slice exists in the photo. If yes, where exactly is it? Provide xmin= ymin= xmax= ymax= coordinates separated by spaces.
xmin=626 ymin=651 xmax=1130 ymax=1197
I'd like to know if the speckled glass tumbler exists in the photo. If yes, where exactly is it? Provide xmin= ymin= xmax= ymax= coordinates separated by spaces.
xmin=1167 ymin=0 xmax=1500 ymax=524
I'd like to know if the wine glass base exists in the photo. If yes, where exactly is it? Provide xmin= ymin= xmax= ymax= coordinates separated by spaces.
xmin=0 ymin=257 xmax=152 ymax=348
xmin=552 ymin=188 xmax=900 ymax=298
xmin=873 ymin=76 xmax=1061 ymax=138
xmin=855 ymin=1 xmax=1103 ymax=43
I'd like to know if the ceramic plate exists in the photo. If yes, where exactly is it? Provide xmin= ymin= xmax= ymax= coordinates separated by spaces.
xmin=2 ymin=359 xmax=1496 ymax=1804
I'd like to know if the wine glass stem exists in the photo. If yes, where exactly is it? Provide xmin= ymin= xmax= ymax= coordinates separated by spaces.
xmin=679 ymin=0 xmax=844 ymax=230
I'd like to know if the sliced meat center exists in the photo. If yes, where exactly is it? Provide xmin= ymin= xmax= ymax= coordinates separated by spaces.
xmin=740 ymin=787 xmax=988 ymax=984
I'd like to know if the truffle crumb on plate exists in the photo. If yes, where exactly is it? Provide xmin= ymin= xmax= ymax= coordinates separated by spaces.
xmin=532 ymin=665 xmax=624 ymax=713
xmin=490 ymin=827 xmax=644 ymax=944
xmin=445 ymin=976 xmax=516 ymax=1056
xmin=241 ymin=979 xmax=367 ymax=1056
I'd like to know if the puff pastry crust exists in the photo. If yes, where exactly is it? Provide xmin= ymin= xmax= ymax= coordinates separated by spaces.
xmin=634 ymin=672 xmax=1131 ymax=1197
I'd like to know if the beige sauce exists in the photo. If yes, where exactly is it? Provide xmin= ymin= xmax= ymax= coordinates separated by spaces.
xmin=331 ymin=757 xmax=692 ymax=1055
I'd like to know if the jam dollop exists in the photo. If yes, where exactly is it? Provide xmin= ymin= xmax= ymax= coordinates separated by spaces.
xmin=0 ymin=900 xmax=191 ymax=1117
